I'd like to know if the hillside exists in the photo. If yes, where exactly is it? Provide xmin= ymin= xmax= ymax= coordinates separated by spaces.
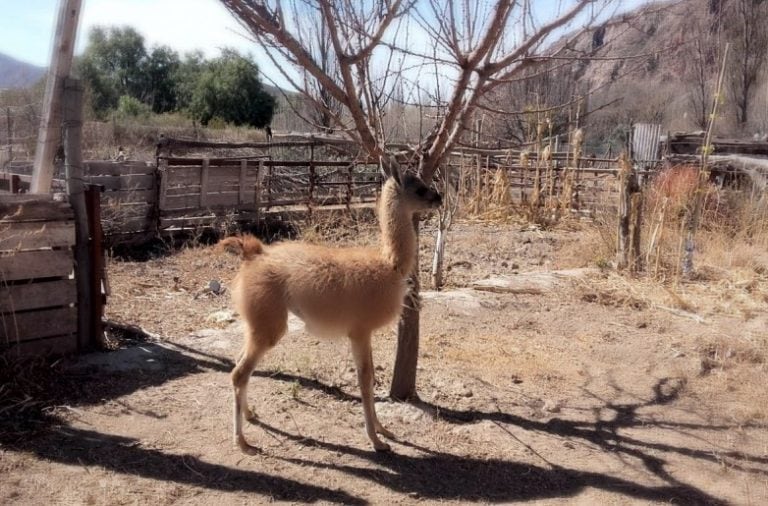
xmin=0 ymin=53 xmax=45 ymax=89
xmin=483 ymin=0 xmax=768 ymax=149
xmin=571 ymin=0 xmax=768 ymax=138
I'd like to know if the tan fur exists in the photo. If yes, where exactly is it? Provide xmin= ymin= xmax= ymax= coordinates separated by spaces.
xmin=222 ymin=173 xmax=441 ymax=453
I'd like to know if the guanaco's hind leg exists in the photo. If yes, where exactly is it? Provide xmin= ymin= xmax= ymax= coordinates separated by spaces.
xmin=349 ymin=333 xmax=395 ymax=451
xmin=232 ymin=308 xmax=287 ymax=454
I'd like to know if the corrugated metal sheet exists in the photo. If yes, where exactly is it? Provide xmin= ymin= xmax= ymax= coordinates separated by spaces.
xmin=632 ymin=123 xmax=662 ymax=168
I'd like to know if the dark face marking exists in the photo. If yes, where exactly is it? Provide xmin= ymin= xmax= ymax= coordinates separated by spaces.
xmin=401 ymin=173 xmax=443 ymax=209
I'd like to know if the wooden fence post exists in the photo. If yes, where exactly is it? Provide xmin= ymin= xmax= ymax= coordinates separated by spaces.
xmin=31 ymin=0 xmax=82 ymax=194
xmin=253 ymin=160 xmax=265 ymax=218
xmin=199 ymin=158 xmax=209 ymax=208
xmin=307 ymin=159 xmax=317 ymax=215
xmin=345 ymin=163 xmax=353 ymax=212
xmin=11 ymin=174 xmax=21 ymax=194
xmin=5 ymin=107 xmax=11 ymax=164
xmin=62 ymin=78 xmax=93 ymax=350
xmin=239 ymin=159 xmax=247 ymax=206
xmin=616 ymin=153 xmax=641 ymax=271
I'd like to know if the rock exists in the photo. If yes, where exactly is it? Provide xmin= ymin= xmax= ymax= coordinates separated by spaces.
xmin=206 ymin=310 xmax=236 ymax=324
xmin=375 ymin=401 xmax=425 ymax=422
xmin=543 ymin=399 xmax=561 ymax=413
xmin=452 ymin=381 xmax=473 ymax=398
xmin=209 ymin=280 xmax=223 ymax=295
xmin=472 ymin=269 xmax=597 ymax=295
xmin=422 ymin=289 xmax=483 ymax=312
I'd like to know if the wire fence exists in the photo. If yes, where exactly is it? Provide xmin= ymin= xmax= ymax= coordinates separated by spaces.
xmin=0 ymin=98 xmax=43 ymax=171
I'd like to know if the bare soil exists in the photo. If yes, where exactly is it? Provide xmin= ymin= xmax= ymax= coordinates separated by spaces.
xmin=2 ymin=221 xmax=767 ymax=505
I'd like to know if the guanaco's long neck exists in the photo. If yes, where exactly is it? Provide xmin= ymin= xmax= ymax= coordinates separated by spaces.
xmin=379 ymin=180 xmax=416 ymax=276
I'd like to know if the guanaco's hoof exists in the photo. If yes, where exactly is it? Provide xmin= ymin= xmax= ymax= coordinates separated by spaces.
xmin=376 ymin=426 xmax=396 ymax=440
xmin=236 ymin=435 xmax=262 ymax=455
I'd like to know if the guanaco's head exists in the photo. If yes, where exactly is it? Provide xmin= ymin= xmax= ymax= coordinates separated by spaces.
xmin=384 ymin=168 xmax=443 ymax=213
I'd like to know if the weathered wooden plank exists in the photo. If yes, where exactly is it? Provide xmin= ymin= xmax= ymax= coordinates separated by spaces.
xmin=239 ymin=160 xmax=247 ymax=205
xmin=84 ymin=161 xmax=154 ymax=176
xmin=85 ymin=174 xmax=156 ymax=191
xmin=166 ymin=167 xmax=203 ymax=186
xmin=0 ymin=306 xmax=77 ymax=342
xmin=102 ymin=216 xmax=153 ymax=233
xmin=102 ymin=206 xmax=154 ymax=229
xmin=0 ymin=194 xmax=53 ymax=204
xmin=163 ymin=191 xmax=245 ymax=211
xmin=0 ymin=249 xmax=74 ymax=281
xmin=160 ymin=215 xmax=218 ymax=228
xmin=205 ymin=166 xmax=240 ymax=181
xmin=0 ymin=279 xmax=77 ymax=312
xmin=101 ymin=188 xmax=157 ymax=205
xmin=166 ymin=158 xmax=265 ymax=167
xmin=0 ymin=221 xmax=75 ymax=251
xmin=164 ymin=187 xmax=202 ymax=198
xmin=199 ymin=159 xmax=210 ymax=207
xmin=0 ymin=199 xmax=73 ymax=223
xmin=1 ymin=334 xmax=78 ymax=357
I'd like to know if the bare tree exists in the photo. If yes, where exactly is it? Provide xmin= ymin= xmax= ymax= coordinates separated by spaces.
xmin=725 ymin=0 xmax=768 ymax=126
xmin=221 ymin=0 xmax=611 ymax=399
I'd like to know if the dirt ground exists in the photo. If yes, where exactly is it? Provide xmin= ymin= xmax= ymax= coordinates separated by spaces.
xmin=1 ymin=220 xmax=767 ymax=505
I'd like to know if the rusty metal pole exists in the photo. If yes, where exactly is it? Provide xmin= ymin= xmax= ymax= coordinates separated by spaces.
xmin=85 ymin=186 xmax=105 ymax=346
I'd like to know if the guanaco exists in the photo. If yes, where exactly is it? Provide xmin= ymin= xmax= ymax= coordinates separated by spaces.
xmin=219 ymin=168 xmax=442 ymax=453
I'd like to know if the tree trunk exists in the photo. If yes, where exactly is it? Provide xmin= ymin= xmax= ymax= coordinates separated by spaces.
xmin=390 ymin=216 xmax=420 ymax=400
xmin=616 ymin=158 xmax=632 ymax=270
xmin=431 ymin=226 xmax=445 ymax=290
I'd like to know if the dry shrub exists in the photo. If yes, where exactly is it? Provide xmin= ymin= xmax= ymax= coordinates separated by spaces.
xmin=697 ymin=338 xmax=765 ymax=376
xmin=459 ymin=167 xmax=517 ymax=220
xmin=299 ymin=208 xmax=377 ymax=246
xmin=639 ymin=164 xmax=768 ymax=280
xmin=580 ymin=288 xmax=649 ymax=310
xmin=647 ymin=165 xmax=701 ymax=217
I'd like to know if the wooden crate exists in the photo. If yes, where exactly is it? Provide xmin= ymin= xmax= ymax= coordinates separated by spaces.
xmin=85 ymin=161 xmax=157 ymax=236
xmin=0 ymin=195 xmax=78 ymax=357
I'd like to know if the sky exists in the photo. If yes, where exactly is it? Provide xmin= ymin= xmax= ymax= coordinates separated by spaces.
xmin=0 ymin=0 xmax=648 ymax=90
xmin=0 ymin=1 xmax=260 ymax=63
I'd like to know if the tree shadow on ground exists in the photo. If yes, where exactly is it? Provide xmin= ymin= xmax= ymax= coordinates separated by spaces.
xmin=9 ymin=425 xmax=363 ymax=504
xmin=245 ymin=371 xmax=767 ymax=504
xmin=0 ymin=339 xmax=231 ymax=440
xmin=2 ymin=342 xmax=765 ymax=504
xmin=255 ymin=419 xmax=729 ymax=505
xmin=0 ymin=341 xmax=362 ymax=504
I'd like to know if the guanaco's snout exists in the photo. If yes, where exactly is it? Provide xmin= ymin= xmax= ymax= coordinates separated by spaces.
xmin=400 ymin=173 xmax=442 ymax=211
xmin=426 ymin=187 xmax=443 ymax=208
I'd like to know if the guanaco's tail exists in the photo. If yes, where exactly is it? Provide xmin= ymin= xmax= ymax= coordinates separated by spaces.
xmin=217 ymin=235 xmax=264 ymax=260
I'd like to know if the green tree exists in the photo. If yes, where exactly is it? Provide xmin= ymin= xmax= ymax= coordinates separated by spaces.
xmin=115 ymin=95 xmax=152 ymax=119
xmin=189 ymin=51 xmax=275 ymax=128
xmin=172 ymin=51 xmax=206 ymax=111
xmin=144 ymin=46 xmax=181 ymax=113
xmin=78 ymin=26 xmax=149 ymax=117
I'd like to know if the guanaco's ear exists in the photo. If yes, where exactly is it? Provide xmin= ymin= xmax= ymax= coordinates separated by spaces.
xmin=379 ymin=156 xmax=403 ymax=187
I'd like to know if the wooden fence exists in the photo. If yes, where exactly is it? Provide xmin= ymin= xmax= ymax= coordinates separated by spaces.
xmin=1 ymin=151 xmax=638 ymax=241
xmin=158 ymin=157 xmax=380 ymax=229
xmin=444 ymin=151 xmax=630 ymax=213
xmin=0 ymin=195 xmax=78 ymax=357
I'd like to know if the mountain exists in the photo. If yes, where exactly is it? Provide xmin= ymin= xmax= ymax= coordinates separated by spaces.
xmin=0 ymin=53 xmax=46 ymax=89
xmin=486 ymin=0 xmax=768 ymax=149
xmin=563 ymin=0 xmax=768 ymax=138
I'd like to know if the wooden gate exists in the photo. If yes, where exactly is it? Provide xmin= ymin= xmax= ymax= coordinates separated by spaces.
xmin=0 ymin=195 xmax=78 ymax=356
